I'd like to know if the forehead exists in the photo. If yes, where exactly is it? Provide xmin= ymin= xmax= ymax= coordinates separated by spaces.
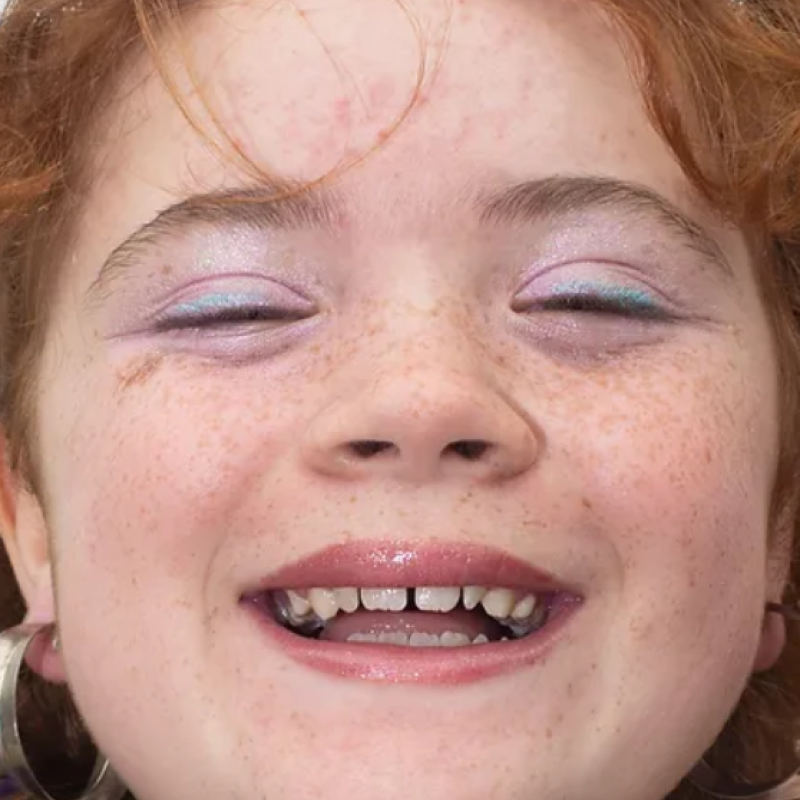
xmin=78 ymin=0 xmax=695 ymax=262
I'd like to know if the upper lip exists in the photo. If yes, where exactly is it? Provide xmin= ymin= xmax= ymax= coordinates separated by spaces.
xmin=241 ymin=540 xmax=575 ymax=596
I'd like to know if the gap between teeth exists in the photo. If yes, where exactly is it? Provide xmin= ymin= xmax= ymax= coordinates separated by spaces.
xmin=283 ymin=586 xmax=540 ymax=623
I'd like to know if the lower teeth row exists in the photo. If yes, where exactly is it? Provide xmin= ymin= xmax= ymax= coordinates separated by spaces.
xmin=347 ymin=631 xmax=499 ymax=646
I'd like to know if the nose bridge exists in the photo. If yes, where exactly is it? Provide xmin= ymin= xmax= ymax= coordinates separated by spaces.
xmin=354 ymin=242 xmax=486 ymax=354
xmin=347 ymin=286 xmax=503 ymax=431
xmin=301 ymin=308 xmax=542 ymax=484
xmin=375 ymin=306 xmax=482 ymax=383
xmin=362 ymin=271 xmax=493 ymax=375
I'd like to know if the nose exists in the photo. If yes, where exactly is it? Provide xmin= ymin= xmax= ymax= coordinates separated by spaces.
xmin=301 ymin=368 xmax=541 ymax=484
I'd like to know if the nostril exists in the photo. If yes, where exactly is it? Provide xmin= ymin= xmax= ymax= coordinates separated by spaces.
xmin=445 ymin=440 xmax=492 ymax=461
xmin=349 ymin=440 xmax=397 ymax=458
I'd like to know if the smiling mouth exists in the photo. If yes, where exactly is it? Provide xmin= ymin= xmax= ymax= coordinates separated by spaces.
xmin=252 ymin=585 xmax=559 ymax=646
xmin=239 ymin=542 xmax=583 ymax=683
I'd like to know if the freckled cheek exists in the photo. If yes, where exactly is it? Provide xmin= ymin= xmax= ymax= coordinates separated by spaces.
xmin=577 ymin=372 xmax=775 ymax=609
xmin=49 ymin=373 xmax=312 ymax=601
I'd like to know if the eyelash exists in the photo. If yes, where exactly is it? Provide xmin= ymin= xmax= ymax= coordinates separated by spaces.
xmin=535 ymin=292 xmax=671 ymax=321
xmin=152 ymin=281 xmax=670 ymax=336
xmin=153 ymin=304 xmax=308 ymax=333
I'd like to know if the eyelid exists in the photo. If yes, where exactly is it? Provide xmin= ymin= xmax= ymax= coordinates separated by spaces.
xmin=512 ymin=265 xmax=672 ymax=310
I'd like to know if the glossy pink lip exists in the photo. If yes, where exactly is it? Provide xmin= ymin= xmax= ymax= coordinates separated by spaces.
xmin=242 ymin=541 xmax=570 ymax=592
xmin=240 ymin=541 xmax=583 ymax=685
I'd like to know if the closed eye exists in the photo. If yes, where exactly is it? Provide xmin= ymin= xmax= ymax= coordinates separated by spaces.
xmin=151 ymin=288 xmax=315 ymax=333
xmin=153 ymin=304 xmax=310 ymax=332
xmin=536 ymin=293 xmax=671 ymax=320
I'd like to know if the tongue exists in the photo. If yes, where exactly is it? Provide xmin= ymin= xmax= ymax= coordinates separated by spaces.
xmin=319 ymin=609 xmax=503 ymax=643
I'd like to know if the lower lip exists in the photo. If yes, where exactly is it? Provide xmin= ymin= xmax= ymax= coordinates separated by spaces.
xmin=243 ymin=602 xmax=580 ymax=685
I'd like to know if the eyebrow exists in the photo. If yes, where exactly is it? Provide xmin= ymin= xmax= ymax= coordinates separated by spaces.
xmin=87 ymin=177 xmax=338 ymax=299
xmin=477 ymin=175 xmax=732 ymax=276
xmin=88 ymin=173 xmax=731 ymax=298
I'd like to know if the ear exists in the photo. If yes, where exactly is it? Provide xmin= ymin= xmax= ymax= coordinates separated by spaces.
xmin=0 ymin=435 xmax=65 ymax=681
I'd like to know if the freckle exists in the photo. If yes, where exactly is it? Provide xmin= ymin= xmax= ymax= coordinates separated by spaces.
xmin=117 ymin=354 xmax=164 ymax=390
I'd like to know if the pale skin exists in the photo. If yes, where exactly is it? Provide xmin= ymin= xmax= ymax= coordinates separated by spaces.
xmin=0 ymin=1 xmax=790 ymax=799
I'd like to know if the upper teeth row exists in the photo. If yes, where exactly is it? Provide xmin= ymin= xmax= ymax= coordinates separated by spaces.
xmin=282 ymin=586 xmax=539 ymax=623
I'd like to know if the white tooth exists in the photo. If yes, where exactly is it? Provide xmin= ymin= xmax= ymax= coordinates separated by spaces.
xmin=348 ymin=632 xmax=379 ymax=643
xmin=308 ymin=588 xmax=338 ymax=621
xmin=440 ymin=631 xmax=471 ymax=647
xmin=511 ymin=594 xmax=537 ymax=620
xmin=409 ymin=632 xmax=441 ymax=647
xmin=387 ymin=590 xmax=408 ymax=612
xmin=334 ymin=588 xmax=359 ymax=613
xmin=378 ymin=631 xmax=409 ymax=645
xmin=472 ymin=634 xmax=489 ymax=645
xmin=286 ymin=589 xmax=311 ymax=617
xmin=463 ymin=586 xmax=487 ymax=611
xmin=361 ymin=588 xmax=408 ymax=611
xmin=481 ymin=588 xmax=515 ymax=619
xmin=415 ymin=587 xmax=460 ymax=613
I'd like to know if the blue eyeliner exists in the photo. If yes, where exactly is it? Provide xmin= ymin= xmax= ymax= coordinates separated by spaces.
xmin=170 ymin=292 xmax=266 ymax=317
xmin=549 ymin=280 xmax=660 ymax=313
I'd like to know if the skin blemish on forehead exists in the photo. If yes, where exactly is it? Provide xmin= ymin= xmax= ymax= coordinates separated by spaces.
xmin=333 ymin=97 xmax=353 ymax=127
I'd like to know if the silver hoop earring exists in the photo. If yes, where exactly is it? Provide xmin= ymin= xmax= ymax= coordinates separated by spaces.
xmin=689 ymin=759 xmax=800 ymax=799
xmin=0 ymin=624 xmax=127 ymax=800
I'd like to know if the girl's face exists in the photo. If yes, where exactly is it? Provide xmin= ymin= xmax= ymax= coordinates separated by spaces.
xmin=3 ymin=1 xmax=788 ymax=799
